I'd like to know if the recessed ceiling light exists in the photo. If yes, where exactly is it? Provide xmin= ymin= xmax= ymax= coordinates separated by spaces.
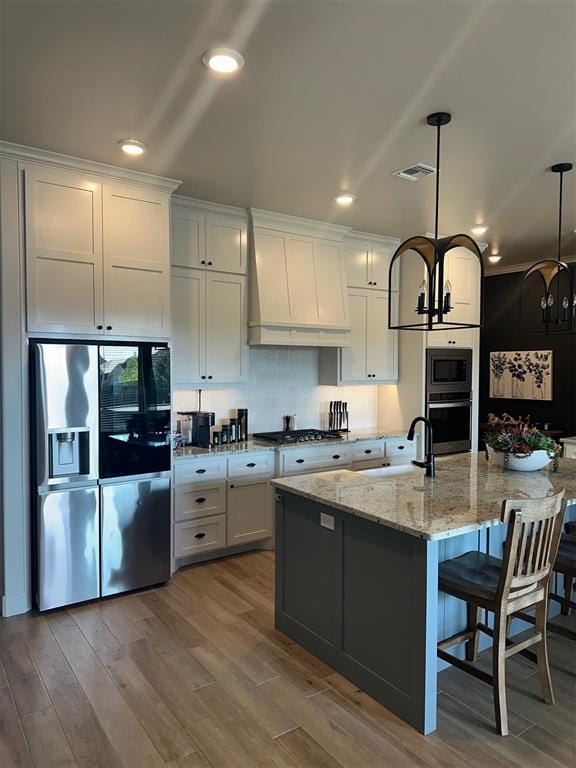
xmin=488 ymin=255 xmax=501 ymax=264
xmin=118 ymin=138 xmax=147 ymax=156
xmin=335 ymin=192 xmax=356 ymax=206
xmin=202 ymin=48 xmax=244 ymax=74
xmin=471 ymin=225 xmax=489 ymax=237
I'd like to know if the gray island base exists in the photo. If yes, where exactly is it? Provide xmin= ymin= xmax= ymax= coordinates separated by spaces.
xmin=272 ymin=454 xmax=576 ymax=735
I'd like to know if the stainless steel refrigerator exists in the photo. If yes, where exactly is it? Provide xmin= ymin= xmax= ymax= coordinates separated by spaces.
xmin=31 ymin=342 xmax=171 ymax=611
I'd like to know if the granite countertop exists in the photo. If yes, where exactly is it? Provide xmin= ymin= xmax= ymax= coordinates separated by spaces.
xmin=271 ymin=453 xmax=576 ymax=541
xmin=173 ymin=428 xmax=409 ymax=460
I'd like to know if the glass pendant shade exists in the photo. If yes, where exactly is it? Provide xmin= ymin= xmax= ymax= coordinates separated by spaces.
xmin=521 ymin=162 xmax=574 ymax=333
xmin=388 ymin=113 xmax=484 ymax=332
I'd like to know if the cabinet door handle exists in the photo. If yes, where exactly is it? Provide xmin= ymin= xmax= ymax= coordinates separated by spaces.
xmin=194 ymin=532 xmax=206 ymax=540
xmin=106 ymin=325 xmax=112 ymax=330
xmin=195 ymin=497 xmax=206 ymax=503
xmin=195 ymin=468 xmax=206 ymax=474
xmin=208 ymin=261 xmax=213 ymax=266
xmin=296 ymin=459 xmax=305 ymax=464
xmin=200 ymin=260 xmax=206 ymax=265
xmin=332 ymin=454 xmax=341 ymax=460
xmin=97 ymin=324 xmax=103 ymax=330
xmin=201 ymin=375 xmax=206 ymax=380
xmin=364 ymin=449 xmax=372 ymax=454
xmin=207 ymin=375 xmax=213 ymax=380
xmin=373 ymin=281 xmax=378 ymax=286
xmin=230 ymin=484 xmax=235 ymax=489
xmin=246 ymin=462 xmax=256 ymax=468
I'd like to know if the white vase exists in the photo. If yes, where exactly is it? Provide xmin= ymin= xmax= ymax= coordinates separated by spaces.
xmin=486 ymin=447 xmax=551 ymax=472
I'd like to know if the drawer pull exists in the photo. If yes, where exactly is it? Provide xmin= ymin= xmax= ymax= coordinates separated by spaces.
xmin=195 ymin=468 xmax=206 ymax=474
xmin=363 ymin=449 xmax=372 ymax=454
xmin=194 ymin=532 xmax=206 ymax=540
xmin=398 ymin=445 xmax=405 ymax=450
xmin=296 ymin=459 xmax=305 ymax=464
xmin=332 ymin=454 xmax=341 ymax=460
xmin=246 ymin=462 xmax=256 ymax=468
xmin=195 ymin=497 xmax=206 ymax=504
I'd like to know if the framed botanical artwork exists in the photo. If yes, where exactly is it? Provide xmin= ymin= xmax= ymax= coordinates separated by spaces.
xmin=490 ymin=350 xmax=552 ymax=400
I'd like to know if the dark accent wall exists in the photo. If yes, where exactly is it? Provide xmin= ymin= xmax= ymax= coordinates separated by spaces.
xmin=479 ymin=272 xmax=576 ymax=442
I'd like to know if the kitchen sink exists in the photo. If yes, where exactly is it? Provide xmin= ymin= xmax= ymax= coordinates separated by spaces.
xmin=357 ymin=464 xmax=419 ymax=478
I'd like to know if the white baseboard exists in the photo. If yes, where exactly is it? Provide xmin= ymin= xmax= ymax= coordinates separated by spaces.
xmin=2 ymin=591 xmax=31 ymax=617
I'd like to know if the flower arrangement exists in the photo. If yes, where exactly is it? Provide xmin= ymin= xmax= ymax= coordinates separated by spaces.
xmin=484 ymin=424 xmax=560 ymax=471
xmin=484 ymin=424 xmax=558 ymax=456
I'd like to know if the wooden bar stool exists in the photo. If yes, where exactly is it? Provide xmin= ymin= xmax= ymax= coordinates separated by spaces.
xmin=437 ymin=491 xmax=565 ymax=736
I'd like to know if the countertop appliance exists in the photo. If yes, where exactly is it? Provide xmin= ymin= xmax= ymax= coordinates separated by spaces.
xmin=177 ymin=410 xmax=215 ymax=448
xmin=31 ymin=342 xmax=171 ymax=612
xmin=426 ymin=348 xmax=472 ymax=455
xmin=253 ymin=428 xmax=343 ymax=445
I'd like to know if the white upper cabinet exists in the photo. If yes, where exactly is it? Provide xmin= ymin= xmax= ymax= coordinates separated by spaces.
xmin=171 ymin=200 xmax=247 ymax=274
xmin=24 ymin=164 xmax=104 ymax=334
xmin=206 ymin=214 xmax=247 ymax=273
xmin=427 ymin=248 xmax=481 ymax=348
xmin=341 ymin=233 xmax=400 ymax=290
xmin=24 ymin=162 xmax=178 ymax=338
xmin=249 ymin=211 xmax=350 ymax=346
xmin=320 ymin=288 xmax=398 ymax=384
xmin=103 ymin=183 xmax=170 ymax=338
xmin=172 ymin=268 xmax=247 ymax=386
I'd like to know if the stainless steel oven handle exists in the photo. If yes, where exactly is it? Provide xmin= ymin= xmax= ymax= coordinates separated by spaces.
xmin=428 ymin=401 xmax=471 ymax=409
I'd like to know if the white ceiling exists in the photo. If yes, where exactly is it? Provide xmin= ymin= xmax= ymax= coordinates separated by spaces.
xmin=1 ymin=0 xmax=575 ymax=266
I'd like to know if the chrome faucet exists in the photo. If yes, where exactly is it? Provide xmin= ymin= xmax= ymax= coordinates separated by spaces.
xmin=407 ymin=416 xmax=436 ymax=478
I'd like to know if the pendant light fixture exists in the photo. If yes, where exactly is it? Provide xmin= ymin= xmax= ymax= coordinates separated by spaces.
xmin=521 ymin=163 xmax=574 ymax=332
xmin=388 ymin=112 xmax=484 ymax=331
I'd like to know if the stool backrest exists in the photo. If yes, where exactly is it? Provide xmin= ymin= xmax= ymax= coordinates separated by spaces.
xmin=499 ymin=490 xmax=565 ymax=605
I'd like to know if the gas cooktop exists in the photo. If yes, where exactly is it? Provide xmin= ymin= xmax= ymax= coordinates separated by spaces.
xmin=253 ymin=429 xmax=343 ymax=445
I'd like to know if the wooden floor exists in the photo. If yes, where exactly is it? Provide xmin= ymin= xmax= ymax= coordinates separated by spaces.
xmin=1 ymin=552 xmax=575 ymax=768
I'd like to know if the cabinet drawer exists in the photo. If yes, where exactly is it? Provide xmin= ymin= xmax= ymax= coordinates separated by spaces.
xmin=281 ymin=447 xmax=350 ymax=476
xmin=351 ymin=441 xmax=385 ymax=462
xmin=174 ymin=515 xmax=226 ymax=558
xmin=385 ymin=439 xmax=416 ymax=461
xmin=228 ymin=453 xmax=275 ymax=479
xmin=174 ymin=459 xmax=227 ymax=486
xmin=174 ymin=482 xmax=226 ymax=522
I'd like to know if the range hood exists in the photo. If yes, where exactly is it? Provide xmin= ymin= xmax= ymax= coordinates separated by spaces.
xmin=248 ymin=209 xmax=351 ymax=347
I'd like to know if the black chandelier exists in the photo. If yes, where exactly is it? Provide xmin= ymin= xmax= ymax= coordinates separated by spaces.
xmin=388 ymin=112 xmax=484 ymax=331
xmin=521 ymin=163 xmax=575 ymax=332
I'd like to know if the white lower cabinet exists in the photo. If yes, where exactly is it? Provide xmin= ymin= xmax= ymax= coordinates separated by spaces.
xmin=174 ymin=515 xmax=227 ymax=558
xmin=227 ymin=479 xmax=273 ymax=546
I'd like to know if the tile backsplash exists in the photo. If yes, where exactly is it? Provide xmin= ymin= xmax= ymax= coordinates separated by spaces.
xmin=173 ymin=347 xmax=380 ymax=434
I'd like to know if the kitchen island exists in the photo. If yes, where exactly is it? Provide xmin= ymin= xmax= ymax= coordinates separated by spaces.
xmin=271 ymin=453 xmax=576 ymax=734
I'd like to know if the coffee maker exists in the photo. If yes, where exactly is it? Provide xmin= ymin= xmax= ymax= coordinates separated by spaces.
xmin=177 ymin=411 xmax=215 ymax=447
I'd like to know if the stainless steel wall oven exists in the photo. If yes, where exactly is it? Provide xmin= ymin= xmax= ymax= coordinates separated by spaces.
xmin=426 ymin=348 xmax=472 ymax=455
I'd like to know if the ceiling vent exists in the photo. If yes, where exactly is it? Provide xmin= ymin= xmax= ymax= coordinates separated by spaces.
xmin=391 ymin=163 xmax=436 ymax=181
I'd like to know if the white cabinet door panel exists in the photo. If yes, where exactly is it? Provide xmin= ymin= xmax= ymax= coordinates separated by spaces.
xmin=172 ymin=269 xmax=205 ymax=385
xmin=205 ymin=273 xmax=247 ymax=383
xmin=172 ymin=209 xmax=205 ymax=269
xmin=206 ymin=214 xmax=247 ymax=274
xmin=24 ymin=164 xmax=104 ymax=333
xmin=340 ymin=291 xmax=369 ymax=382
xmin=368 ymin=291 xmax=398 ymax=381
xmin=227 ymin=480 xmax=273 ymax=546
xmin=342 ymin=243 xmax=370 ymax=287
xmin=370 ymin=243 xmax=394 ymax=289
xmin=103 ymin=184 xmax=170 ymax=337
xmin=314 ymin=242 xmax=349 ymax=327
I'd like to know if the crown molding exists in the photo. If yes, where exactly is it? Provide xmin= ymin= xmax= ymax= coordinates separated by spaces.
xmin=250 ymin=208 xmax=351 ymax=241
xmin=345 ymin=229 xmax=400 ymax=247
xmin=485 ymin=254 xmax=576 ymax=276
xmin=172 ymin=194 xmax=247 ymax=219
xmin=0 ymin=140 xmax=182 ymax=193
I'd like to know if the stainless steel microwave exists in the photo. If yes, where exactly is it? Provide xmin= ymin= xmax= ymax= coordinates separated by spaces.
xmin=426 ymin=348 xmax=472 ymax=395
